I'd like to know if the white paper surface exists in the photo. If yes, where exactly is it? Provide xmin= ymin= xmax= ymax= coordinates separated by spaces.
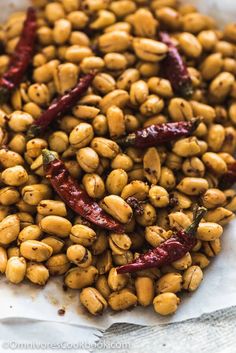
xmin=1 ymin=0 xmax=236 ymax=333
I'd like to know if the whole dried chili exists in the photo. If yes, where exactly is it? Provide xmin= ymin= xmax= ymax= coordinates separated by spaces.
xmin=27 ymin=72 xmax=95 ymax=139
xmin=117 ymin=118 xmax=200 ymax=148
xmin=219 ymin=162 xmax=236 ymax=189
xmin=117 ymin=206 xmax=206 ymax=274
xmin=159 ymin=31 xmax=193 ymax=98
xmin=42 ymin=149 xmax=125 ymax=233
xmin=0 ymin=7 xmax=37 ymax=104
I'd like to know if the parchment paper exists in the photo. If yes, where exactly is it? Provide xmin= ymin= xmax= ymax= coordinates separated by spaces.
xmin=1 ymin=0 xmax=236 ymax=332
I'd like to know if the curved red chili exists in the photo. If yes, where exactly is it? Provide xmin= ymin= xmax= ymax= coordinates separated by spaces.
xmin=117 ymin=118 xmax=200 ymax=148
xmin=117 ymin=207 xmax=206 ymax=274
xmin=27 ymin=73 xmax=95 ymax=139
xmin=42 ymin=149 xmax=125 ymax=233
xmin=0 ymin=7 xmax=37 ymax=103
xmin=159 ymin=31 xmax=193 ymax=98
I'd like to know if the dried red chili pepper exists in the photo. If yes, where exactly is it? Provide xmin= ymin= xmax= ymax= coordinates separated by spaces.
xmin=219 ymin=162 xmax=236 ymax=189
xmin=42 ymin=149 xmax=125 ymax=233
xmin=117 ymin=206 xmax=206 ymax=274
xmin=117 ymin=118 xmax=200 ymax=148
xmin=27 ymin=72 xmax=95 ymax=139
xmin=159 ymin=31 xmax=193 ymax=98
xmin=0 ymin=7 xmax=37 ymax=104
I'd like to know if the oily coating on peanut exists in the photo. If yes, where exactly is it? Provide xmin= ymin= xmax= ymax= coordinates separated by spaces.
xmin=0 ymin=0 xmax=235 ymax=318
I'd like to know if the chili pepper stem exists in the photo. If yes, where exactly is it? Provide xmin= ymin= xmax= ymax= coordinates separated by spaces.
xmin=42 ymin=149 xmax=57 ymax=166
xmin=189 ymin=117 xmax=202 ymax=134
xmin=27 ymin=125 xmax=42 ymax=141
xmin=116 ymin=133 xmax=136 ymax=147
xmin=186 ymin=206 xmax=207 ymax=236
xmin=180 ymin=81 xmax=194 ymax=98
xmin=0 ymin=87 xmax=10 ymax=105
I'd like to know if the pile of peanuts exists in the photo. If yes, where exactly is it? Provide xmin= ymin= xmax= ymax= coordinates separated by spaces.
xmin=0 ymin=0 xmax=236 ymax=317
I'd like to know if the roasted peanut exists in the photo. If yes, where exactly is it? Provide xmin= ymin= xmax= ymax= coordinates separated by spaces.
xmin=172 ymin=252 xmax=192 ymax=270
xmin=67 ymin=244 xmax=92 ymax=267
xmin=191 ymin=253 xmax=210 ymax=269
xmin=173 ymin=137 xmax=201 ymax=157
xmin=177 ymin=177 xmax=209 ymax=195
xmin=207 ymin=124 xmax=225 ymax=151
xmin=157 ymin=273 xmax=182 ymax=294
xmin=200 ymin=53 xmax=223 ymax=81
xmin=159 ymin=167 xmax=176 ymax=191
xmin=168 ymin=98 xmax=193 ymax=122
xmin=37 ymin=200 xmax=67 ymax=217
xmin=179 ymin=32 xmax=202 ymax=58
xmin=108 ymin=289 xmax=137 ymax=311
xmin=2 ymin=165 xmax=28 ymax=186
xmin=204 ymin=207 xmax=235 ymax=226
xmin=209 ymin=72 xmax=234 ymax=102
xmin=6 ymin=257 xmax=26 ymax=284
xmin=98 ymin=31 xmax=131 ymax=53
xmin=46 ymin=254 xmax=70 ymax=275
xmin=153 ymin=293 xmax=180 ymax=315
xmin=133 ymin=38 xmax=167 ymax=62
xmin=82 ymin=173 xmax=105 ymax=199
xmin=135 ymin=276 xmax=155 ymax=306
xmin=109 ymin=233 xmax=131 ymax=255
xmin=202 ymin=152 xmax=227 ymax=176
xmin=91 ymin=137 xmax=119 ymax=159
xmin=26 ymin=263 xmax=49 ymax=285
xmin=22 ymin=184 xmax=52 ymax=205
xmin=20 ymin=240 xmax=53 ymax=262
xmin=95 ymin=275 xmax=111 ymax=299
xmin=76 ymin=147 xmax=99 ymax=173
xmin=169 ymin=212 xmax=191 ymax=231
xmin=203 ymin=239 xmax=221 ymax=257
xmin=0 ymin=187 xmax=20 ymax=206
xmin=0 ymin=247 xmax=7 ymax=273
xmin=101 ymin=195 xmax=133 ymax=223
xmin=80 ymin=287 xmax=107 ymax=315
xmin=107 ymin=105 xmax=126 ymax=138
xmin=135 ymin=203 xmax=157 ymax=226
xmin=148 ymin=77 xmax=173 ymax=98
xmin=145 ymin=226 xmax=171 ymax=247
xmin=99 ymin=90 xmax=129 ymax=114
xmin=96 ymin=250 xmax=112 ymax=275
xmin=0 ymin=215 xmax=20 ymax=245
xmin=197 ymin=222 xmax=223 ymax=241
xmin=106 ymin=169 xmax=128 ymax=195
xmin=93 ymin=73 xmax=116 ymax=95
xmin=140 ymin=95 xmax=164 ymax=116
xmin=69 ymin=123 xmax=94 ymax=149
xmin=121 ymin=181 xmax=149 ymax=200
xmin=143 ymin=147 xmax=161 ymax=184
xmin=40 ymin=216 xmax=72 ymax=238
xmin=41 ymin=237 xmax=64 ymax=254
xmin=130 ymin=80 xmax=149 ymax=105
xmin=108 ymin=267 xmax=129 ymax=291
xmin=182 ymin=157 xmax=205 ymax=177
xmin=70 ymin=224 xmax=97 ymax=246
xmin=202 ymin=189 xmax=226 ymax=209
xmin=64 ymin=266 xmax=98 ymax=289
xmin=18 ymin=225 xmax=42 ymax=243
xmin=182 ymin=266 xmax=203 ymax=291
